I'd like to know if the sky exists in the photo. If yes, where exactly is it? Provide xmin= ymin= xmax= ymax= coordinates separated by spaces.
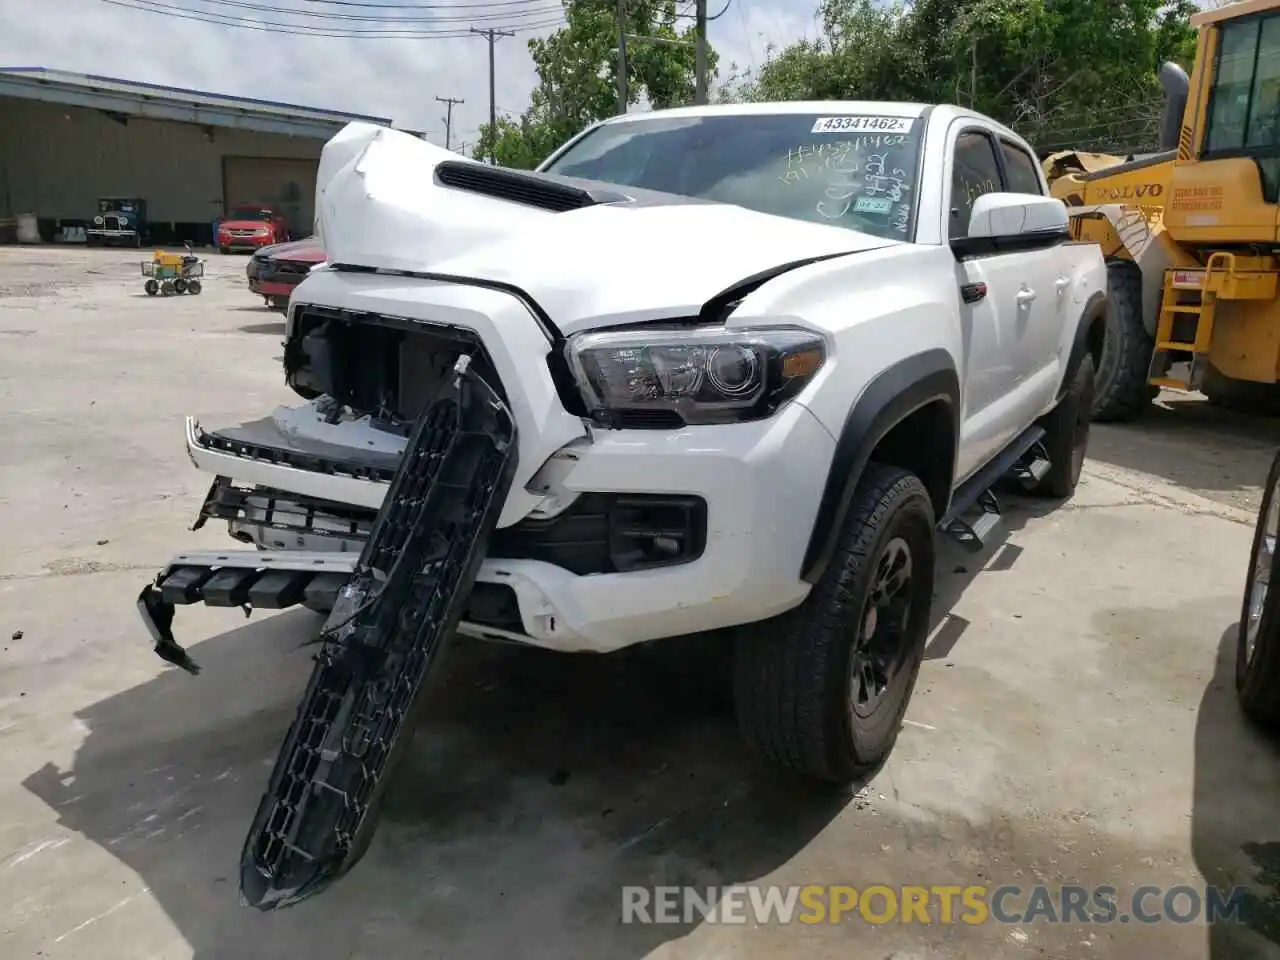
xmin=0 ymin=0 xmax=819 ymax=151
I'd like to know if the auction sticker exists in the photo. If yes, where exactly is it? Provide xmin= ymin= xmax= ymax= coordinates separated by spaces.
xmin=811 ymin=116 xmax=912 ymax=134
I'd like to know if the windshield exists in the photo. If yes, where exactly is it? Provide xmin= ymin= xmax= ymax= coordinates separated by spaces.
xmin=540 ymin=112 xmax=924 ymax=241
xmin=230 ymin=207 xmax=274 ymax=221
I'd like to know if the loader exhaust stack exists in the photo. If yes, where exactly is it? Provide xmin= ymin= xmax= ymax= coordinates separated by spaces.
xmin=1158 ymin=61 xmax=1190 ymax=153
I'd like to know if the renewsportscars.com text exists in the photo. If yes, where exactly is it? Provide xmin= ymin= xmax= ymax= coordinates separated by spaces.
xmin=621 ymin=884 xmax=1250 ymax=926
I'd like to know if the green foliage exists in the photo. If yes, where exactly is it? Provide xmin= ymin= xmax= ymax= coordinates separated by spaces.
xmin=472 ymin=0 xmax=718 ymax=169
xmin=718 ymin=0 xmax=1201 ymax=154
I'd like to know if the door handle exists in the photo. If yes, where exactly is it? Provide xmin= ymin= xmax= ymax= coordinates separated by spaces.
xmin=1016 ymin=287 xmax=1037 ymax=305
xmin=1055 ymin=276 xmax=1071 ymax=295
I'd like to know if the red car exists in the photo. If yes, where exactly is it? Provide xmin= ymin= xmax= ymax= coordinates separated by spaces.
xmin=218 ymin=204 xmax=291 ymax=253
xmin=246 ymin=236 xmax=326 ymax=310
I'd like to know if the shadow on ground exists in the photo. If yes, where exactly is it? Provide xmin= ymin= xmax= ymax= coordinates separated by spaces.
xmin=238 ymin=320 xmax=286 ymax=336
xmin=19 ymin=490 xmax=1049 ymax=958
xmin=1090 ymin=396 xmax=1280 ymax=509
xmin=1193 ymin=623 xmax=1280 ymax=959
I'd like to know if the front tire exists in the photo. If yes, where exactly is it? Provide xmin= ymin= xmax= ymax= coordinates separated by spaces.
xmin=1094 ymin=261 xmax=1155 ymax=422
xmin=1237 ymin=450 xmax=1280 ymax=730
xmin=144 ymin=278 xmax=159 ymax=296
xmin=733 ymin=463 xmax=936 ymax=782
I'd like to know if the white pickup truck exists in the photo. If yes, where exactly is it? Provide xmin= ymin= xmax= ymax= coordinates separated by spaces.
xmin=138 ymin=102 xmax=1108 ymax=908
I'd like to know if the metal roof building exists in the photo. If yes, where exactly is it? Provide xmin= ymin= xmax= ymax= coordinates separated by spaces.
xmin=0 ymin=67 xmax=418 ymax=244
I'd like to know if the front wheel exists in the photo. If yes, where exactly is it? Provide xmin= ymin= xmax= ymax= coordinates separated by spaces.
xmin=187 ymin=279 xmax=202 ymax=295
xmin=733 ymin=463 xmax=936 ymax=782
xmin=1237 ymin=450 xmax=1280 ymax=730
xmin=173 ymin=278 xmax=188 ymax=294
xmin=144 ymin=278 xmax=159 ymax=296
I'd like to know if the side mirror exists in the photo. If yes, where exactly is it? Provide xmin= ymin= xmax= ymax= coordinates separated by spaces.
xmin=951 ymin=192 xmax=1070 ymax=259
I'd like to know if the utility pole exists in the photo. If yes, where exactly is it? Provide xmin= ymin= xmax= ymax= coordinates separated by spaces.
xmin=470 ymin=26 xmax=515 ymax=164
xmin=436 ymin=95 xmax=463 ymax=150
xmin=616 ymin=0 xmax=629 ymax=115
xmin=694 ymin=0 xmax=708 ymax=105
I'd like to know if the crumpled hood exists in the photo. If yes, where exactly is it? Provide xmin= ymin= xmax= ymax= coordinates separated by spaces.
xmin=314 ymin=123 xmax=898 ymax=331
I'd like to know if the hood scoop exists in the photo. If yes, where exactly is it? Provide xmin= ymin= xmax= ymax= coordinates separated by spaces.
xmin=434 ymin=161 xmax=604 ymax=212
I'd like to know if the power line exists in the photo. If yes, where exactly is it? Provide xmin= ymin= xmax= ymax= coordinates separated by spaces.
xmin=178 ymin=0 xmax=564 ymax=24
xmin=97 ymin=0 xmax=564 ymax=37
xmin=295 ymin=0 xmax=557 ymax=8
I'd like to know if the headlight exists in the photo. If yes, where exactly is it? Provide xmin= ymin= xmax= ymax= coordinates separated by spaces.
xmin=564 ymin=325 xmax=826 ymax=427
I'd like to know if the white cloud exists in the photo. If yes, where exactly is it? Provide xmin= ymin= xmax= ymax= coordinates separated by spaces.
xmin=0 ymin=0 xmax=814 ymax=150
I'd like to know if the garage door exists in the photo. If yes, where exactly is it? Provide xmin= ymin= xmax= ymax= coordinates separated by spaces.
xmin=223 ymin=157 xmax=320 ymax=237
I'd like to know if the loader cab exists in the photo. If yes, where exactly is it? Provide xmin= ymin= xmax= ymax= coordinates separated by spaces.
xmin=1169 ymin=0 xmax=1280 ymax=243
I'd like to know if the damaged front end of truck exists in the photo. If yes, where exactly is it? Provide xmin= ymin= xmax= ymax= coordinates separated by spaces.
xmin=134 ymin=115 xmax=884 ymax=911
xmin=139 ymin=356 xmax=516 ymax=909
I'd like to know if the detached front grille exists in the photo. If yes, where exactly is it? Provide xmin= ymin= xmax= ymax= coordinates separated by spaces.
xmin=240 ymin=359 xmax=518 ymax=910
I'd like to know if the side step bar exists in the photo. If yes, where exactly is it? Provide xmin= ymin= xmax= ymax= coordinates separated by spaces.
xmin=236 ymin=356 xmax=517 ymax=911
xmin=939 ymin=425 xmax=1048 ymax=552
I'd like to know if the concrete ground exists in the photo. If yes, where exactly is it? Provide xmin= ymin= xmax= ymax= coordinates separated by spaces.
xmin=1 ymin=245 xmax=1279 ymax=960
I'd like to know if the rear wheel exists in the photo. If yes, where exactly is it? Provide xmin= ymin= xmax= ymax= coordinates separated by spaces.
xmin=1094 ymin=261 xmax=1156 ymax=422
xmin=1033 ymin=352 xmax=1095 ymax=498
xmin=1237 ymin=449 xmax=1280 ymax=730
xmin=160 ymin=280 xmax=175 ymax=296
xmin=1203 ymin=365 xmax=1280 ymax=417
xmin=187 ymin=279 xmax=202 ymax=295
xmin=144 ymin=278 xmax=159 ymax=296
xmin=733 ymin=463 xmax=935 ymax=782
xmin=173 ymin=278 xmax=188 ymax=294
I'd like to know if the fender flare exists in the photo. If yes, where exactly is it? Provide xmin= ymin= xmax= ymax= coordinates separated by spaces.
xmin=800 ymin=348 xmax=960 ymax=585
xmin=1059 ymin=289 xmax=1108 ymax=402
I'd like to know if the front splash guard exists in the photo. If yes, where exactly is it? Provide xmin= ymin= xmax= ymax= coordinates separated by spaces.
xmin=234 ymin=356 xmax=517 ymax=910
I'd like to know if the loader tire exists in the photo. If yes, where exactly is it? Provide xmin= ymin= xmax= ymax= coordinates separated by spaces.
xmin=1202 ymin=365 xmax=1280 ymax=417
xmin=1093 ymin=261 xmax=1155 ymax=423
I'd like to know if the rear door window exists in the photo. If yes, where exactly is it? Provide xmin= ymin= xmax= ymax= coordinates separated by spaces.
xmin=999 ymin=141 xmax=1044 ymax=195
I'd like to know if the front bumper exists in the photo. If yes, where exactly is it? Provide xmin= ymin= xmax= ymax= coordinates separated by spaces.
xmin=220 ymin=233 xmax=274 ymax=250
xmin=167 ymin=398 xmax=834 ymax=653
xmin=150 ymin=268 xmax=836 ymax=655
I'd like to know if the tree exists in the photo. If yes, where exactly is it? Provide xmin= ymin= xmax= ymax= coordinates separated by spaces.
xmin=473 ymin=0 xmax=719 ymax=169
xmin=718 ymin=0 xmax=1199 ymax=154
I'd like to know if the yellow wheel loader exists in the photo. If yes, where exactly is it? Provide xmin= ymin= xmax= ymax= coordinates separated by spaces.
xmin=1044 ymin=0 xmax=1280 ymax=422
